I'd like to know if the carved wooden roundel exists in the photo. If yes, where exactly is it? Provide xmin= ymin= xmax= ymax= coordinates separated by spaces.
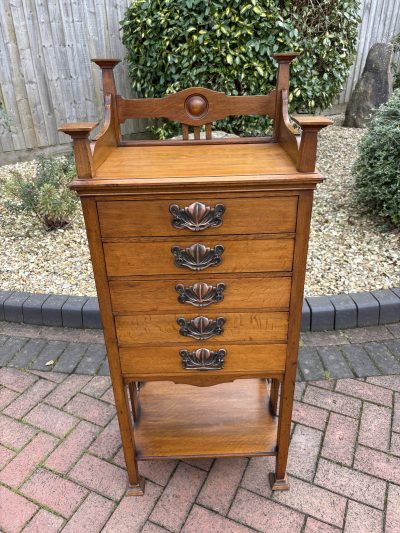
xmin=185 ymin=94 xmax=209 ymax=120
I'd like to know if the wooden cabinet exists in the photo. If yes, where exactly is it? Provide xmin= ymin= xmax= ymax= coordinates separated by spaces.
xmin=60 ymin=53 xmax=331 ymax=495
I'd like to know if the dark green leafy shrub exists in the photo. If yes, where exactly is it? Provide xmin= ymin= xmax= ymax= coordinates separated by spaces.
xmin=121 ymin=0 xmax=359 ymax=136
xmin=4 ymin=155 xmax=78 ymax=230
xmin=353 ymin=90 xmax=400 ymax=228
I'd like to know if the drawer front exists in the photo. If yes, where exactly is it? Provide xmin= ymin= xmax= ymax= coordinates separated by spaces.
xmin=110 ymin=276 xmax=292 ymax=313
xmin=120 ymin=344 xmax=287 ymax=375
xmin=98 ymin=196 xmax=298 ymax=237
xmin=104 ymin=238 xmax=294 ymax=277
xmin=115 ymin=312 xmax=288 ymax=345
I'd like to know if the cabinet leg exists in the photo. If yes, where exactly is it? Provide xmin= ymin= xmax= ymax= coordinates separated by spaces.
xmin=270 ymin=377 xmax=293 ymax=491
xmin=269 ymin=379 xmax=279 ymax=417
xmin=117 ymin=384 xmax=145 ymax=496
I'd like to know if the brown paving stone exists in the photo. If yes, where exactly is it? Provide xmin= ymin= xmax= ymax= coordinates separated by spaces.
xmin=24 ymin=403 xmax=78 ymax=438
xmin=390 ymin=432 xmax=400 ymax=456
xmin=346 ymin=325 xmax=394 ymax=343
xmin=292 ymin=400 xmax=328 ymax=430
xmin=344 ymin=500 xmax=383 ymax=533
xmin=102 ymin=481 xmax=162 ymax=533
xmin=3 ymin=379 xmax=56 ymax=418
xmin=196 ymin=457 xmax=247 ymax=514
xmin=21 ymin=468 xmax=88 ymax=518
xmin=30 ymin=370 xmax=66 ymax=383
xmin=0 ymin=367 xmax=37 ymax=392
xmin=45 ymin=420 xmax=99 ymax=474
xmin=303 ymin=386 xmax=361 ymax=418
xmin=0 ymin=485 xmax=38 ymax=533
xmin=287 ymin=424 xmax=322 ymax=481
xmin=88 ymin=416 xmax=121 ymax=459
xmin=308 ymin=380 xmax=336 ymax=390
xmin=386 ymin=483 xmax=400 ymax=533
xmin=321 ymin=413 xmax=358 ymax=466
xmin=0 ymin=386 xmax=18 ymax=410
xmin=0 ymin=432 xmax=58 ymax=488
xmin=61 ymin=493 xmax=115 ymax=533
xmin=354 ymin=444 xmax=400 ymax=484
xmin=301 ymin=330 xmax=350 ymax=347
xmin=273 ymin=476 xmax=346 ymax=528
xmin=182 ymin=458 xmax=214 ymax=471
xmin=100 ymin=387 xmax=115 ymax=405
xmin=139 ymin=460 xmax=178 ymax=486
xmin=69 ymin=454 xmax=127 ymax=500
xmin=294 ymin=381 xmax=306 ymax=400
xmin=141 ymin=523 xmax=170 ymax=533
xmin=335 ymin=378 xmax=393 ymax=407
xmin=81 ymin=376 xmax=111 ymax=398
xmin=45 ymin=375 xmax=92 ymax=408
xmin=314 ymin=458 xmax=386 ymax=509
xmin=0 ymin=444 xmax=15 ymax=469
xmin=183 ymin=505 xmax=254 ymax=533
xmin=111 ymin=446 xmax=125 ymax=468
xmin=304 ymin=517 xmax=341 ymax=532
xmin=229 ymin=487 xmax=305 ymax=532
xmin=0 ymin=413 xmax=36 ymax=450
xmin=22 ymin=509 xmax=65 ymax=533
xmin=367 ymin=375 xmax=400 ymax=392
xmin=65 ymin=393 xmax=115 ymax=426
xmin=393 ymin=393 xmax=400 ymax=432
xmin=240 ymin=455 xmax=275 ymax=498
xmin=150 ymin=462 xmax=206 ymax=532
xmin=358 ymin=402 xmax=391 ymax=451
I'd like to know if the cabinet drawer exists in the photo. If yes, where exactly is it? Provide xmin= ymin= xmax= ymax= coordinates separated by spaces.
xmin=115 ymin=311 xmax=288 ymax=345
xmin=98 ymin=196 xmax=298 ymax=238
xmin=104 ymin=237 xmax=294 ymax=277
xmin=110 ymin=276 xmax=291 ymax=313
xmin=120 ymin=343 xmax=287 ymax=376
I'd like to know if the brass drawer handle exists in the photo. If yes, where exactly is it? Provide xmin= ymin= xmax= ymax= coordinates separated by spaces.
xmin=169 ymin=201 xmax=225 ymax=231
xmin=177 ymin=316 xmax=225 ymax=340
xmin=179 ymin=348 xmax=227 ymax=370
xmin=171 ymin=243 xmax=224 ymax=271
xmin=176 ymin=282 xmax=226 ymax=307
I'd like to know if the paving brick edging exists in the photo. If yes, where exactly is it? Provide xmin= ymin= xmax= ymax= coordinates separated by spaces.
xmin=0 ymin=288 xmax=399 ymax=332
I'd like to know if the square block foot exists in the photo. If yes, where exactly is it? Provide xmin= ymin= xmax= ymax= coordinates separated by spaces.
xmin=269 ymin=472 xmax=289 ymax=490
xmin=126 ymin=477 xmax=145 ymax=496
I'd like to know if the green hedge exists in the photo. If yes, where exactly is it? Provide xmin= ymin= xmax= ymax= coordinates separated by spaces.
xmin=121 ymin=0 xmax=359 ymax=136
xmin=353 ymin=90 xmax=400 ymax=228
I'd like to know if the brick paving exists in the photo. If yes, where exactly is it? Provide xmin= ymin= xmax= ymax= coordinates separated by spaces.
xmin=0 ymin=323 xmax=400 ymax=531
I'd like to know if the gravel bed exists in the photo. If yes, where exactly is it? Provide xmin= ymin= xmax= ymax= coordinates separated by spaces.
xmin=0 ymin=116 xmax=398 ymax=297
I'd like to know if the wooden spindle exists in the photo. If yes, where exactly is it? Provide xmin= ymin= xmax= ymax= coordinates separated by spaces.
xmin=182 ymin=124 xmax=189 ymax=140
xmin=193 ymin=126 xmax=201 ymax=140
xmin=205 ymin=123 xmax=212 ymax=140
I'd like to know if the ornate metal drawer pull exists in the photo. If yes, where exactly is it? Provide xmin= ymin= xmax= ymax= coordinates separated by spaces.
xmin=177 ymin=315 xmax=225 ymax=340
xmin=179 ymin=348 xmax=227 ymax=370
xmin=169 ymin=202 xmax=225 ymax=231
xmin=171 ymin=243 xmax=224 ymax=271
xmin=176 ymin=282 xmax=226 ymax=307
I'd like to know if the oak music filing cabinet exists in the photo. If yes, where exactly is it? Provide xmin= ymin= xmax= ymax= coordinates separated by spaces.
xmin=60 ymin=53 xmax=332 ymax=495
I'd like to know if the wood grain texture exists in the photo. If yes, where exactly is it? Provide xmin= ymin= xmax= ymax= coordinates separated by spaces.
xmin=109 ymin=276 xmax=292 ymax=313
xmin=116 ymin=88 xmax=277 ymax=126
xmin=98 ymin=195 xmax=298 ymax=237
xmin=103 ymin=237 xmax=295 ymax=277
xmin=115 ymin=311 xmax=289 ymax=345
xmin=94 ymin=144 xmax=298 ymax=179
xmin=134 ymin=379 xmax=278 ymax=459
xmin=120 ymin=344 xmax=286 ymax=376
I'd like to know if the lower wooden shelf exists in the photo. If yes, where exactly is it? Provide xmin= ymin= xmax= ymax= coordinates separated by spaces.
xmin=134 ymin=378 xmax=278 ymax=460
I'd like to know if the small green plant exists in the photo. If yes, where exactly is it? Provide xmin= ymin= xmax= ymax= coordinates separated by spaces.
xmin=323 ymin=370 xmax=331 ymax=381
xmin=0 ymin=101 xmax=13 ymax=132
xmin=121 ymin=0 xmax=359 ymax=137
xmin=352 ymin=90 xmax=400 ymax=228
xmin=4 ymin=155 xmax=78 ymax=230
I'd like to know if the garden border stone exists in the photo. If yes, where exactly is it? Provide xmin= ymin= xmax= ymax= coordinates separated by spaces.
xmin=0 ymin=288 xmax=398 ymax=332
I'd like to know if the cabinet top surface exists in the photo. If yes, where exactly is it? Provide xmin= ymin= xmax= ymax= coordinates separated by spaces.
xmin=95 ymin=143 xmax=299 ymax=180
